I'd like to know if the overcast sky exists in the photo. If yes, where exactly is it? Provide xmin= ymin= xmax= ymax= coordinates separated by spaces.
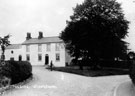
xmin=0 ymin=0 xmax=135 ymax=51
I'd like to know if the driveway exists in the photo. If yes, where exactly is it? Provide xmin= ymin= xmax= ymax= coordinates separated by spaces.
xmin=1 ymin=66 xmax=130 ymax=96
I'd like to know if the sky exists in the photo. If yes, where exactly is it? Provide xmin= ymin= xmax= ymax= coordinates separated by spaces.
xmin=0 ymin=0 xmax=135 ymax=51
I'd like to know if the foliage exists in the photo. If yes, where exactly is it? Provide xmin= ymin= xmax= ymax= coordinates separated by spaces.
xmin=60 ymin=0 xmax=129 ymax=66
xmin=0 ymin=61 xmax=32 ymax=84
xmin=0 ymin=35 xmax=10 ymax=61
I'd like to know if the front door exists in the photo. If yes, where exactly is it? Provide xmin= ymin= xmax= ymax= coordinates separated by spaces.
xmin=45 ymin=54 xmax=49 ymax=65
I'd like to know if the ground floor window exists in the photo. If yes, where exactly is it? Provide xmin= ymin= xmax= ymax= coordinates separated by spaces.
xmin=38 ymin=54 xmax=42 ymax=61
xmin=56 ymin=53 xmax=60 ymax=61
xmin=26 ymin=54 xmax=30 ymax=61
xmin=10 ymin=57 xmax=14 ymax=61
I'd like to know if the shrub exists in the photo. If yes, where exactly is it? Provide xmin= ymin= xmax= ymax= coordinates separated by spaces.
xmin=0 ymin=61 xmax=32 ymax=85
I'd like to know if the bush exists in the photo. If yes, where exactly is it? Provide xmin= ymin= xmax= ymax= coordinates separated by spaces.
xmin=0 ymin=61 xmax=32 ymax=85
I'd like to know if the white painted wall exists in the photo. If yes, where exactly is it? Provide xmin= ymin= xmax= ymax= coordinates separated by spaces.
xmin=5 ymin=47 xmax=23 ymax=61
xmin=3 ymin=42 xmax=70 ymax=67
xmin=21 ymin=43 xmax=66 ymax=66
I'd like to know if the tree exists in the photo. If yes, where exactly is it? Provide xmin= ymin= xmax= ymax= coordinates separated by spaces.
xmin=60 ymin=0 xmax=129 ymax=68
xmin=0 ymin=35 xmax=10 ymax=61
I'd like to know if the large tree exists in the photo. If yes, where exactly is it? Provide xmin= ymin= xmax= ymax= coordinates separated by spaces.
xmin=60 ymin=0 xmax=129 ymax=66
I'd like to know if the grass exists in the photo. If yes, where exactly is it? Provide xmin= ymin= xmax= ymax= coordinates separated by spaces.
xmin=47 ymin=66 xmax=129 ymax=77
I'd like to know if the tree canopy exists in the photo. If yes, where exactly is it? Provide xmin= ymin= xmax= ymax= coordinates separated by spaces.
xmin=60 ymin=0 xmax=129 ymax=62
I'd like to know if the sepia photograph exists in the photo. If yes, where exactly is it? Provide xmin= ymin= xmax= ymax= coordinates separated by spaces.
xmin=0 ymin=0 xmax=135 ymax=96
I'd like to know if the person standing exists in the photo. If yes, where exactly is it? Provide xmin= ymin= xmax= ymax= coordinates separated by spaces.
xmin=50 ymin=60 xmax=53 ymax=71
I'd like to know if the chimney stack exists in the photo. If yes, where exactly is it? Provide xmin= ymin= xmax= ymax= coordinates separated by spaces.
xmin=26 ymin=32 xmax=31 ymax=40
xmin=38 ymin=31 xmax=43 ymax=39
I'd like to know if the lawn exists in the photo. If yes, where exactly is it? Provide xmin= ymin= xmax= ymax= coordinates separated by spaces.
xmin=47 ymin=66 xmax=129 ymax=77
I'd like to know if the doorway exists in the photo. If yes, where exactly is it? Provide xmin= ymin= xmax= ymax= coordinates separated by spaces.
xmin=45 ymin=54 xmax=49 ymax=65
xmin=18 ymin=55 xmax=22 ymax=61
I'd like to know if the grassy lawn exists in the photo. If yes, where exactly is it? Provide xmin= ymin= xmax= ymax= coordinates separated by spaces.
xmin=47 ymin=66 xmax=129 ymax=77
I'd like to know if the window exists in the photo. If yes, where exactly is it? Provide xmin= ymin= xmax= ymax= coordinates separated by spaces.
xmin=11 ymin=50 xmax=14 ymax=54
xmin=60 ymin=43 xmax=64 ymax=49
xmin=56 ymin=53 xmax=60 ymax=61
xmin=38 ymin=54 xmax=42 ymax=61
xmin=10 ymin=57 xmax=14 ymax=61
xmin=55 ymin=43 xmax=60 ymax=51
xmin=46 ymin=43 xmax=51 ymax=51
xmin=26 ymin=45 xmax=30 ymax=52
xmin=38 ymin=44 xmax=42 ymax=52
xmin=26 ymin=54 xmax=30 ymax=61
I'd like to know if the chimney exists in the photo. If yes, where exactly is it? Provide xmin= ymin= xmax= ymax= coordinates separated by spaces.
xmin=38 ymin=31 xmax=43 ymax=39
xmin=26 ymin=32 xmax=31 ymax=40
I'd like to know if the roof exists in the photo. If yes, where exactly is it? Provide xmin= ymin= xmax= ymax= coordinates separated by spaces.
xmin=22 ymin=36 xmax=63 ymax=45
xmin=6 ymin=44 xmax=22 ymax=49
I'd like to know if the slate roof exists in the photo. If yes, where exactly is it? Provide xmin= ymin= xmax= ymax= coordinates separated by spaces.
xmin=22 ymin=36 xmax=63 ymax=45
xmin=6 ymin=44 xmax=22 ymax=49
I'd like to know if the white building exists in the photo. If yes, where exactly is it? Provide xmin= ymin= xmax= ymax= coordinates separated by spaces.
xmin=3 ymin=32 xmax=71 ymax=66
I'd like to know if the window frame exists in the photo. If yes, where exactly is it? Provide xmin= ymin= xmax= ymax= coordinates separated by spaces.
xmin=46 ymin=43 xmax=51 ymax=51
xmin=38 ymin=44 xmax=42 ymax=52
xmin=26 ymin=54 xmax=30 ymax=61
xmin=56 ymin=53 xmax=60 ymax=61
xmin=38 ymin=54 xmax=42 ymax=61
xmin=55 ymin=43 xmax=60 ymax=51
xmin=26 ymin=45 xmax=30 ymax=52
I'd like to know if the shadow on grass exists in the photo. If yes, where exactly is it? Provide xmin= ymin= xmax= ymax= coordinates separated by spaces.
xmin=46 ymin=66 xmax=129 ymax=77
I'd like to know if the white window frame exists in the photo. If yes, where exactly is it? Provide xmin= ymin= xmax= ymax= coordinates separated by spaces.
xmin=46 ymin=43 xmax=51 ymax=51
xmin=38 ymin=44 xmax=42 ymax=52
xmin=26 ymin=54 xmax=30 ymax=61
xmin=26 ymin=45 xmax=30 ymax=52
xmin=55 ymin=43 xmax=60 ymax=51
xmin=38 ymin=54 xmax=42 ymax=61
xmin=56 ymin=53 xmax=60 ymax=61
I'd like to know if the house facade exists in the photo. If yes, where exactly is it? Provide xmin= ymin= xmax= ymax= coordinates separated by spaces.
xmin=3 ymin=32 xmax=71 ymax=66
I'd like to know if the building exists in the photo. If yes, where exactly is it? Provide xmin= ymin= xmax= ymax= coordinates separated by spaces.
xmin=3 ymin=32 xmax=71 ymax=66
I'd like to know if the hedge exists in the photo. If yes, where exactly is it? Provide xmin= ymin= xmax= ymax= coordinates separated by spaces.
xmin=70 ymin=59 xmax=131 ymax=69
xmin=0 ymin=61 xmax=32 ymax=85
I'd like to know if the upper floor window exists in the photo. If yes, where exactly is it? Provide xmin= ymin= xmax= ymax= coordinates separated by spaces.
xmin=46 ymin=43 xmax=51 ymax=51
xmin=55 ymin=43 xmax=60 ymax=51
xmin=11 ymin=50 xmax=14 ymax=54
xmin=38 ymin=44 xmax=42 ymax=52
xmin=26 ymin=45 xmax=30 ymax=52
xmin=60 ymin=43 xmax=64 ymax=49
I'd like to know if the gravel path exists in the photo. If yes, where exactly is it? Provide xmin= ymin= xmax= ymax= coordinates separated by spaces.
xmin=1 ymin=66 xmax=130 ymax=96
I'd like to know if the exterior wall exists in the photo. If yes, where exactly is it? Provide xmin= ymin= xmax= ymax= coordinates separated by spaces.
xmin=5 ymin=48 xmax=23 ymax=61
xmin=21 ymin=42 xmax=66 ymax=66
xmin=3 ymin=42 xmax=68 ymax=67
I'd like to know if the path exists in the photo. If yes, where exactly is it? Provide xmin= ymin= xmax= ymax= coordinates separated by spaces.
xmin=1 ymin=66 xmax=130 ymax=96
